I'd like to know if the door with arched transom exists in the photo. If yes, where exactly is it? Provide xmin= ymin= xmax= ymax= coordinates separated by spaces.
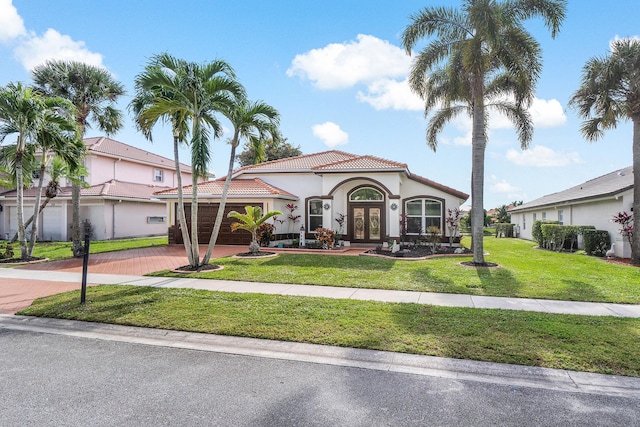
xmin=348 ymin=187 xmax=385 ymax=244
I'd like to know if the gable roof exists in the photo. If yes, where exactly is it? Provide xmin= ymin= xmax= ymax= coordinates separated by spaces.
xmin=229 ymin=150 xmax=468 ymax=200
xmin=510 ymin=166 xmax=633 ymax=212
xmin=84 ymin=136 xmax=192 ymax=173
xmin=153 ymin=178 xmax=297 ymax=200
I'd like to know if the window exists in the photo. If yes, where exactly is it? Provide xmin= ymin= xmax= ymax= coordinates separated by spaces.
xmin=153 ymin=169 xmax=164 ymax=182
xmin=533 ymin=213 xmax=537 ymax=222
xmin=147 ymin=216 xmax=166 ymax=224
xmin=308 ymin=199 xmax=323 ymax=231
xmin=405 ymin=199 xmax=442 ymax=234
xmin=523 ymin=215 xmax=526 ymax=230
xmin=349 ymin=187 xmax=383 ymax=201
xmin=542 ymin=212 xmax=547 ymax=220
xmin=558 ymin=210 xmax=564 ymax=224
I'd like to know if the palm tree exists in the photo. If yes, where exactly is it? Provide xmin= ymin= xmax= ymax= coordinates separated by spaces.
xmin=201 ymin=97 xmax=280 ymax=265
xmin=32 ymin=60 xmax=124 ymax=257
xmin=0 ymin=82 xmax=77 ymax=258
xmin=401 ymin=0 xmax=566 ymax=265
xmin=228 ymin=206 xmax=282 ymax=255
xmin=131 ymin=53 xmax=244 ymax=269
xmin=569 ymin=38 xmax=640 ymax=265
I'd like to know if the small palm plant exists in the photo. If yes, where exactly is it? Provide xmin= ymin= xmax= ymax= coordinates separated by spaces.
xmin=228 ymin=206 xmax=282 ymax=255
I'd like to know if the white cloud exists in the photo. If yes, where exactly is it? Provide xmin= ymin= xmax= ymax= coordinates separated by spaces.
xmin=312 ymin=122 xmax=349 ymax=148
xmin=14 ymin=28 xmax=104 ymax=71
xmin=287 ymin=34 xmax=410 ymax=90
xmin=528 ymin=98 xmax=566 ymax=127
xmin=489 ymin=176 xmax=521 ymax=194
xmin=0 ymin=0 xmax=26 ymax=43
xmin=505 ymin=145 xmax=582 ymax=167
xmin=356 ymin=78 xmax=423 ymax=111
xmin=610 ymin=35 xmax=640 ymax=50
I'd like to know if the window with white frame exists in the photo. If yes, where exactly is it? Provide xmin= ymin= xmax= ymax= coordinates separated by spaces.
xmin=308 ymin=199 xmax=323 ymax=231
xmin=405 ymin=199 xmax=442 ymax=234
xmin=558 ymin=210 xmax=564 ymax=224
xmin=542 ymin=212 xmax=547 ymax=220
xmin=153 ymin=169 xmax=164 ymax=182
xmin=523 ymin=215 xmax=526 ymax=230
xmin=349 ymin=187 xmax=383 ymax=201
xmin=533 ymin=213 xmax=537 ymax=222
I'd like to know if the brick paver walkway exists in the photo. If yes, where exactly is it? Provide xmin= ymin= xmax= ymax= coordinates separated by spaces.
xmin=1 ymin=244 xmax=372 ymax=314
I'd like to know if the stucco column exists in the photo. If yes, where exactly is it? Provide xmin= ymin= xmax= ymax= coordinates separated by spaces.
xmin=322 ymin=201 xmax=332 ymax=231
xmin=388 ymin=200 xmax=400 ymax=238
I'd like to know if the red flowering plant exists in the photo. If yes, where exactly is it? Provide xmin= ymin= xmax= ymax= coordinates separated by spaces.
xmin=612 ymin=211 xmax=634 ymax=247
xmin=285 ymin=204 xmax=300 ymax=236
xmin=445 ymin=208 xmax=462 ymax=246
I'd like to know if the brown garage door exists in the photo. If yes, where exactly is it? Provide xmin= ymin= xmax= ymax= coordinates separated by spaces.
xmin=174 ymin=203 xmax=260 ymax=245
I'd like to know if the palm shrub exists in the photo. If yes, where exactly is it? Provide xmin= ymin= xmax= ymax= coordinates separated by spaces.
xmin=228 ymin=206 xmax=281 ymax=255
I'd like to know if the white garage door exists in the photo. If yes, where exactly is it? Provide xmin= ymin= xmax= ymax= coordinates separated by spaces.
xmin=42 ymin=206 xmax=63 ymax=241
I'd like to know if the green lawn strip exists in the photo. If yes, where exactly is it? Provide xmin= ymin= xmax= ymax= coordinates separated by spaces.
xmin=25 ymin=236 xmax=168 ymax=261
xmin=18 ymin=285 xmax=640 ymax=377
xmin=147 ymin=237 xmax=640 ymax=303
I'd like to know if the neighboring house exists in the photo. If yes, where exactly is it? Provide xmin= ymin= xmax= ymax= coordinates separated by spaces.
xmin=0 ymin=136 xmax=194 ymax=241
xmin=154 ymin=150 xmax=469 ymax=246
xmin=509 ymin=166 xmax=634 ymax=258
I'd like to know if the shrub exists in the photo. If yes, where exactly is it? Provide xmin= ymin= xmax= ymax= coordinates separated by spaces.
xmin=541 ymin=224 xmax=567 ymax=251
xmin=532 ymin=220 xmax=560 ymax=247
xmin=257 ymin=222 xmax=275 ymax=247
xmin=563 ymin=225 xmax=579 ymax=251
xmin=494 ymin=223 xmax=515 ymax=238
xmin=315 ymin=227 xmax=335 ymax=249
xmin=583 ymin=230 xmax=611 ymax=257
xmin=426 ymin=226 xmax=441 ymax=252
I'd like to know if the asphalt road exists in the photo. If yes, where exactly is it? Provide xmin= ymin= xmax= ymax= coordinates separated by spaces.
xmin=2 ymin=328 xmax=639 ymax=426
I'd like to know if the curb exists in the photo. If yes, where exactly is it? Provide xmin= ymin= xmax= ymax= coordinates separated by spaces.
xmin=2 ymin=314 xmax=638 ymax=399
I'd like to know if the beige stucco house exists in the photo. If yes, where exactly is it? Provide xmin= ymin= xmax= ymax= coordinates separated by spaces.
xmin=509 ymin=166 xmax=634 ymax=258
xmin=154 ymin=150 xmax=469 ymax=246
xmin=0 ymin=136 xmax=194 ymax=241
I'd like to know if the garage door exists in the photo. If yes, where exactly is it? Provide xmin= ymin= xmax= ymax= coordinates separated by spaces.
xmin=42 ymin=206 xmax=63 ymax=241
xmin=175 ymin=203 xmax=260 ymax=245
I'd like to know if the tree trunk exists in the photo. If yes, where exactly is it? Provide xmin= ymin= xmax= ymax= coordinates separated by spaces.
xmin=15 ymin=149 xmax=27 ymax=259
xmin=71 ymin=182 xmax=83 ymax=257
xmin=26 ymin=161 xmax=47 ymax=256
xmin=631 ymin=117 xmax=640 ymax=265
xmin=201 ymin=133 xmax=239 ymax=265
xmin=172 ymin=133 xmax=196 ymax=267
xmin=11 ymin=196 xmax=54 ymax=242
xmin=470 ymin=80 xmax=487 ymax=265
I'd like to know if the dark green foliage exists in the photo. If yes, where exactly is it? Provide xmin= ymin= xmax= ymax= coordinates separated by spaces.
xmin=532 ymin=220 xmax=560 ymax=247
xmin=0 ymin=242 xmax=14 ymax=259
xmin=257 ymin=222 xmax=274 ymax=247
xmin=494 ymin=223 xmax=514 ymax=238
xmin=541 ymin=224 xmax=567 ymax=251
xmin=583 ymin=230 xmax=611 ymax=257
xmin=235 ymin=138 xmax=302 ymax=167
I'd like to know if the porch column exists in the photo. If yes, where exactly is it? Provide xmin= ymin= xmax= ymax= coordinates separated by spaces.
xmin=388 ymin=198 xmax=400 ymax=239
xmin=322 ymin=201 xmax=332 ymax=230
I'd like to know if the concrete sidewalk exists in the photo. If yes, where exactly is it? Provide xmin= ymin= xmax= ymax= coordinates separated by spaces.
xmin=2 ymin=314 xmax=638 ymax=398
xmin=2 ymin=267 xmax=639 ymax=318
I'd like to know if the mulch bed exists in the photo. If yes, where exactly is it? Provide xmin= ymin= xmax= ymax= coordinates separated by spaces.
xmin=171 ymin=264 xmax=224 ymax=273
xmin=365 ymin=246 xmax=472 ymax=259
xmin=0 ymin=257 xmax=47 ymax=264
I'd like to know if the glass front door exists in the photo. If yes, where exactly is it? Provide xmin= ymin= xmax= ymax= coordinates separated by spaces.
xmin=350 ymin=203 xmax=384 ymax=243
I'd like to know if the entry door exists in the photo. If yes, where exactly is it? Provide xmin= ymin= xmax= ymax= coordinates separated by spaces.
xmin=350 ymin=204 xmax=383 ymax=243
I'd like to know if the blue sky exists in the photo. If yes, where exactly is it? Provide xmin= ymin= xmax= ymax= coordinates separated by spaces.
xmin=0 ymin=0 xmax=638 ymax=209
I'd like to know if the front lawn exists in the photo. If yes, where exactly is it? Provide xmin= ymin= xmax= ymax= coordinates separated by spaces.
xmin=22 ymin=236 xmax=168 ymax=261
xmin=18 ymin=285 xmax=640 ymax=377
xmin=149 ymin=237 xmax=640 ymax=304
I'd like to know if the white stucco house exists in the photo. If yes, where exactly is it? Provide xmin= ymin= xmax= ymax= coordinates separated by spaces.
xmin=509 ymin=166 xmax=633 ymax=258
xmin=154 ymin=150 xmax=469 ymax=246
xmin=0 ymin=136 xmax=195 ymax=241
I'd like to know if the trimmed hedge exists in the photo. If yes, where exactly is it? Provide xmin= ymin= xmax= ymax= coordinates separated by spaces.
xmin=495 ymin=223 xmax=515 ymax=238
xmin=532 ymin=220 xmax=560 ymax=247
xmin=583 ymin=230 xmax=611 ymax=257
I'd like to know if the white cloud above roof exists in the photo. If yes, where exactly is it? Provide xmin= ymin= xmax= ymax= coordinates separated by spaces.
xmin=356 ymin=78 xmax=423 ymax=111
xmin=312 ymin=122 xmax=349 ymax=148
xmin=0 ymin=0 xmax=26 ymax=42
xmin=505 ymin=145 xmax=582 ymax=167
xmin=287 ymin=34 xmax=410 ymax=90
xmin=14 ymin=28 xmax=104 ymax=71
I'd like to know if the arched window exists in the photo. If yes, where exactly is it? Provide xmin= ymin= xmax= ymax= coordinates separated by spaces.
xmin=405 ymin=199 xmax=442 ymax=234
xmin=349 ymin=187 xmax=383 ymax=201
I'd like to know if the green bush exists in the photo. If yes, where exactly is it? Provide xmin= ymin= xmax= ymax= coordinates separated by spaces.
xmin=541 ymin=224 xmax=567 ymax=251
xmin=583 ymin=230 xmax=611 ymax=257
xmin=495 ymin=223 xmax=515 ymax=238
xmin=563 ymin=225 xmax=579 ymax=251
xmin=532 ymin=220 xmax=560 ymax=247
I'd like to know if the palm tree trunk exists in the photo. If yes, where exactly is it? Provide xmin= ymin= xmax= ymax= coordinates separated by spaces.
xmin=201 ymin=137 xmax=239 ymax=265
xmin=70 ymin=182 xmax=84 ymax=257
xmin=190 ymin=180 xmax=200 ymax=267
xmin=15 ymin=149 xmax=27 ymax=259
xmin=173 ymin=134 xmax=196 ymax=267
xmin=631 ymin=117 xmax=640 ymax=265
xmin=26 ymin=162 xmax=47 ymax=256
xmin=471 ymin=81 xmax=486 ymax=265
xmin=12 ymin=196 xmax=53 ymax=242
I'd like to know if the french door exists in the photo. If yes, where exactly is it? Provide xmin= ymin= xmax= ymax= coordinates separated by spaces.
xmin=349 ymin=203 xmax=384 ymax=243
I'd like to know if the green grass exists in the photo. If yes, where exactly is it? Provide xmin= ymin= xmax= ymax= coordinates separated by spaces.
xmin=149 ymin=237 xmax=640 ymax=304
xmin=18 ymin=285 xmax=640 ymax=377
xmin=22 ymin=236 xmax=168 ymax=261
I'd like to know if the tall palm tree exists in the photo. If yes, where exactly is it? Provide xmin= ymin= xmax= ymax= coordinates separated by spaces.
xmin=570 ymin=38 xmax=640 ymax=265
xmin=201 ymin=97 xmax=280 ymax=265
xmin=0 ymin=82 xmax=77 ymax=258
xmin=402 ymin=0 xmax=566 ymax=265
xmin=131 ymin=53 xmax=244 ymax=269
xmin=32 ymin=60 xmax=124 ymax=257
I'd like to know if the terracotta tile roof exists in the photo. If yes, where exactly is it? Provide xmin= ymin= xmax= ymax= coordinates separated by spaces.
xmin=408 ymin=173 xmax=469 ymax=200
xmin=84 ymin=136 xmax=192 ymax=173
xmin=0 ymin=181 xmax=169 ymax=201
xmin=510 ymin=166 xmax=633 ymax=212
xmin=312 ymin=155 xmax=407 ymax=171
xmin=230 ymin=150 xmax=358 ymax=177
xmin=154 ymin=178 xmax=297 ymax=199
